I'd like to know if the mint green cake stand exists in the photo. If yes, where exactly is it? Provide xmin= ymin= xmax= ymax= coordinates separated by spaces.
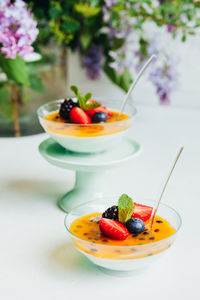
xmin=39 ymin=138 xmax=141 ymax=213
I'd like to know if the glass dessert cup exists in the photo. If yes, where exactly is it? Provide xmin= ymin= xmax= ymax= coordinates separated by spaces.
xmin=64 ymin=197 xmax=182 ymax=274
xmin=37 ymin=98 xmax=136 ymax=153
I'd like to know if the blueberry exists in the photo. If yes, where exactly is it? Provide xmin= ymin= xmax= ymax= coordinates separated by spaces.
xmin=126 ymin=218 xmax=145 ymax=234
xmin=92 ymin=112 xmax=108 ymax=123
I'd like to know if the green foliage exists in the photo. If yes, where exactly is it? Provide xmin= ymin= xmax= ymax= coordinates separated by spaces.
xmin=25 ymin=61 xmax=45 ymax=94
xmin=48 ymin=0 xmax=82 ymax=45
xmin=0 ymin=84 xmax=12 ymax=119
xmin=0 ymin=55 xmax=44 ymax=120
xmin=28 ymin=0 xmax=200 ymax=48
xmin=61 ymin=17 xmax=80 ymax=35
xmin=74 ymin=3 xmax=101 ymax=18
xmin=70 ymin=85 xmax=92 ymax=109
xmin=82 ymin=101 xmax=101 ymax=111
xmin=104 ymin=61 xmax=133 ymax=92
xmin=46 ymin=0 xmax=103 ymax=46
xmin=139 ymin=38 xmax=149 ymax=59
xmin=80 ymin=32 xmax=92 ymax=50
xmin=0 ymin=54 xmax=29 ymax=86
xmin=70 ymin=85 xmax=78 ymax=95
xmin=49 ymin=2 xmax=62 ymax=19
xmin=29 ymin=76 xmax=44 ymax=93
xmin=70 ymin=85 xmax=100 ymax=110
xmin=118 ymin=194 xmax=135 ymax=224
xmin=0 ymin=87 xmax=10 ymax=103
xmin=2 ymin=0 xmax=200 ymax=110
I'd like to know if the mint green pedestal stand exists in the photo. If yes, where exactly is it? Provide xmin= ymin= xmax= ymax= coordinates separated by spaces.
xmin=39 ymin=138 xmax=141 ymax=213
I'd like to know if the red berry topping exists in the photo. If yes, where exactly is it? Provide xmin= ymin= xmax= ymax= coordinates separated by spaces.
xmin=86 ymin=106 xmax=112 ymax=118
xmin=99 ymin=218 xmax=129 ymax=240
xmin=131 ymin=203 xmax=153 ymax=222
xmin=87 ymin=99 xmax=101 ymax=104
xmin=70 ymin=107 xmax=91 ymax=124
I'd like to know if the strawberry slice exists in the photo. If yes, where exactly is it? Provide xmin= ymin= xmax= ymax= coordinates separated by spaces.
xmin=70 ymin=107 xmax=91 ymax=124
xmin=87 ymin=99 xmax=101 ymax=105
xmin=86 ymin=106 xmax=112 ymax=117
xmin=131 ymin=203 xmax=153 ymax=222
xmin=99 ymin=218 xmax=129 ymax=240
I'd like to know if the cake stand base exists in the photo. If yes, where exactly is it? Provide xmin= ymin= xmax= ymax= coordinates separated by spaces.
xmin=58 ymin=171 xmax=111 ymax=212
xmin=39 ymin=137 xmax=141 ymax=213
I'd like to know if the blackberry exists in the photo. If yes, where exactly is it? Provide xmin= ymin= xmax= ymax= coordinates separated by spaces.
xmin=59 ymin=99 xmax=77 ymax=120
xmin=102 ymin=205 xmax=118 ymax=220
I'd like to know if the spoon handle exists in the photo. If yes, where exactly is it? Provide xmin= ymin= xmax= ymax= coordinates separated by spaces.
xmin=150 ymin=147 xmax=184 ymax=228
xmin=120 ymin=54 xmax=156 ymax=114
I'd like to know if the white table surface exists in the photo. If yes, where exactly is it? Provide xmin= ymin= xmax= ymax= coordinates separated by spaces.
xmin=0 ymin=105 xmax=199 ymax=300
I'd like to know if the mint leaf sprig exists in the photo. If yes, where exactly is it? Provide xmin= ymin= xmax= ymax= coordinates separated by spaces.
xmin=70 ymin=85 xmax=100 ymax=110
xmin=118 ymin=194 xmax=135 ymax=224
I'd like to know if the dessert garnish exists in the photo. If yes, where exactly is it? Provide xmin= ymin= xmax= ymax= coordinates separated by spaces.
xmin=70 ymin=85 xmax=99 ymax=111
xmin=69 ymin=199 xmax=176 ymax=252
xmin=132 ymin=203 xmax=153 ymax=222
xmin=125 ymin=218 xmax=145 ymax=234
xmin=99 ymin=218 xmax=129 ymax=241
xmin=99 ymin=194 xmax=153 ymax=240
xmin=118 ymin=194 xmax=135 ymax=223
xmin=92 ymin=111 xmax=108 ymax=123
xmin=86 ymin=106 xmax=112 ymax=118
xmin=70 ymin=107 xmax=92 ymax=125
xmin=58 ymin=85 xmax=113 ymax=124
xmin=44 ymin=84 xmax=130 ymax=138
xmin=102 ymin=205 xmax=118 ymax=220
xmin=59 ymin=99 xmax=77 ymax=120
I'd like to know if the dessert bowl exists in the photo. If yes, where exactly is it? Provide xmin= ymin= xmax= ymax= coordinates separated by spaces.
xmin=64 ymin=197 xmax=181 ymax=274
xmin=37 ymin=98 xmax=136 ymax=153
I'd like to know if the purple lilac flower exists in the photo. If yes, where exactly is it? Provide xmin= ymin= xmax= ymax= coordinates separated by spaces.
xmin=82 ymin=45 xmax=103 ymax=80
xmin=108 ymin=26 xmax=132 ymax=40
xmin=0 ymin=0 xmax=38 ymax=59
xmin=149 ymin=65 xmax=172 ymax=104
xmin=149 ymin=56 xmax=178 ymax=104
xmin=104 ymin=0 xmax=116 ymax=8
xmin=109 ymin=45 xmax=134 ymax=74
xmin=134 ymin=40 xmax=178 ymax=104
xmin=1 ymin=0 xmax=10 ymax=7
xmin=148 ymin=50 xmax=178 ymax=104
xmin=102 ymin=6 xmax=110 ymax=22
xmin=102 ymin=1 xmax=138 ymax=73
xmin=108 ymin=41 xmax=134 ymax=74
xmin=166 ymin=24 xmax=175 ymax=33
xmin=103 ymin=1 xmax=136 ymax=41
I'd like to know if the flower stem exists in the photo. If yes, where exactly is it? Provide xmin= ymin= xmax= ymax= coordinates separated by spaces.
xmin=11 ymin=83 xmax=20 ymax=137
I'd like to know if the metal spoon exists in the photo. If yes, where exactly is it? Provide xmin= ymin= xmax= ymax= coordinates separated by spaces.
xmin=150 ymin=147 xmax=184 ymax=229
xmin=119 ymin=54 xmax=157 ymax=114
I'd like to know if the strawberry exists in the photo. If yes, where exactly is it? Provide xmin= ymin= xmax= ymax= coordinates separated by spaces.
xmin=131 ymin=203 xmax=153 ymax=222
xmin=86 ymin=106 xmax=112 ymax=118
xmin=70 ymin=107 xmax=91 ymax=124
xmin=99 ymin=218 xmax=129 ymax=240
xmin=87 ymin=99 xmax=101 ymax=105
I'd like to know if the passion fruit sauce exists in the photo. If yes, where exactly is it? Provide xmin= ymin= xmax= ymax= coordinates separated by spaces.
xmin=44 ymin=110 xmax=130 ymax=137
xmin=70 ymin=213 xmax=175 ymax=246
xmin=45 ymin=110 xmax=129 ymax=123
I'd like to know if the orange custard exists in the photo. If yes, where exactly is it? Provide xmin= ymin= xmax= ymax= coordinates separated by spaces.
xmin=69 ymin=213 xmax=176 ymax=259
xmin=43 ymin=110 xmax=131 ymax=137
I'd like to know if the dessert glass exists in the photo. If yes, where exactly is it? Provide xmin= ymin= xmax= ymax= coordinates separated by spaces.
xmin=37 ymin=98 xmax=136 ymax=153
xmin=64 ymin=197 xmax=182 ymax=274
